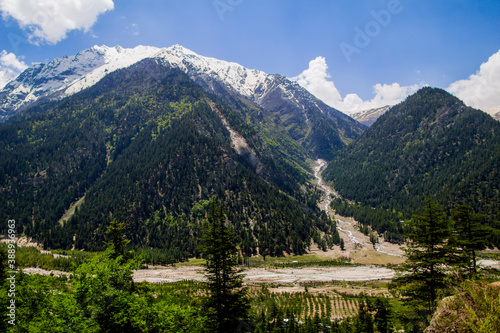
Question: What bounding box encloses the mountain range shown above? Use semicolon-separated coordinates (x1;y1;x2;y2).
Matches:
1;45;498;255
0;44;364;160
348;105;392;127
349;104;500;126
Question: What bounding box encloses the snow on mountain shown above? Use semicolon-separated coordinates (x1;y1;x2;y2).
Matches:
349;105;392;126
0;50;103;119
0;44;274;121
350;103;500;126
485;105;500;121
63;45;161;97
153;45;269;100
0;44;365;159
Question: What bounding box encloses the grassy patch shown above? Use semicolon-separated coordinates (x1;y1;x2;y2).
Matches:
175;258;206;267
3;245;99;272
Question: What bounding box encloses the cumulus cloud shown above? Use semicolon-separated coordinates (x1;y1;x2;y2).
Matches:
293;56;421;113
447;49;500;115
293;56;343;107
0;0;114;44
0;50;28;89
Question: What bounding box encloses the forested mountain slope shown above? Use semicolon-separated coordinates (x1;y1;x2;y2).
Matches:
324;87;499;225
0;59;341;259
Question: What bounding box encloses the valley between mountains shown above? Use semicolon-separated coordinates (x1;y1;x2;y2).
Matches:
1;44;499;332
8;159;406;283
1;45;498;275
133;159;406;284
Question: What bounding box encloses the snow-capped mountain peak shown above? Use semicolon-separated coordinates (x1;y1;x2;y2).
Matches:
62;45;161;96
0;44;365;160
0;44;273;120
153;46;268;99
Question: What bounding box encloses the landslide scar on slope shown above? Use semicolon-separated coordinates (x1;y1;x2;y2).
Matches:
206;99;263;174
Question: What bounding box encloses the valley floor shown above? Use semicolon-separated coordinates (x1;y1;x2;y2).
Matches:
133;265;396;284
134;160;405;284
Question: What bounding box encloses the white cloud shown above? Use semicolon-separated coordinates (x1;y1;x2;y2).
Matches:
292;56;421;114
447;49;500;115
293;56;342;106
0;0;114;44
0;50;28;89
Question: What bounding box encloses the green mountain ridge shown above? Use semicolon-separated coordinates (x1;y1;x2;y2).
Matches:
324;87;500;239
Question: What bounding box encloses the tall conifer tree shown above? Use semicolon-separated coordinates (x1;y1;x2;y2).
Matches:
451;205;489;277
198;198;250;332
392;200;452;315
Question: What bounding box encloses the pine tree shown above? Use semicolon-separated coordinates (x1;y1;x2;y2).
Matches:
104;218;131;260
391;200;452;315
373;297;391;333
369;232;379;248
355;300;374;333
198;198;250;332
451;205;488;277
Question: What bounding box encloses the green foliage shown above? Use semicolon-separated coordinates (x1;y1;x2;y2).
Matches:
388;201;500;332
369;232;379;248
450;205;491;277
0;244;97;272
426;281;500;333
330;199;405;244
251;292;396;333
198;199;250;332
73;254;140;331
371;297;392;333
104;218;132;260
2;246;207;332
3;257;207;332
355;300;374;333
391;200;453;317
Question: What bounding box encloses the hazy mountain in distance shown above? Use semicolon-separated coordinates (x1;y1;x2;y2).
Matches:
348;105;392;127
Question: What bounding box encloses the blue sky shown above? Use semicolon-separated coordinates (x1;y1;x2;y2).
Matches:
1;0;500;113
